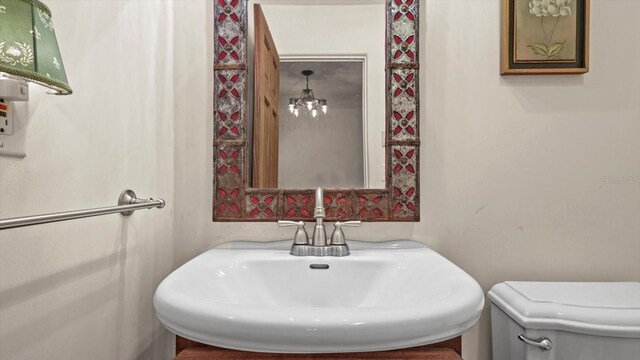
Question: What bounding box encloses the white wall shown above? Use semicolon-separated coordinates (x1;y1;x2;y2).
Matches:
418;1;640;358
175;1;640;360
0;1;175;359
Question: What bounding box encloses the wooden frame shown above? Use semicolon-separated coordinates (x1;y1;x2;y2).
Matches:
501;0;590;75
213;0;420;222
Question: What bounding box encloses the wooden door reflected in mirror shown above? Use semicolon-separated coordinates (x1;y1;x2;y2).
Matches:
252;4;279;188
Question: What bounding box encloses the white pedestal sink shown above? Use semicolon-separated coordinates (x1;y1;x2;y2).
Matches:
154;240;484;353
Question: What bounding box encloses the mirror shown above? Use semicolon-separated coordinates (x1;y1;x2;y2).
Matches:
213;0;420;222
246;1;386;189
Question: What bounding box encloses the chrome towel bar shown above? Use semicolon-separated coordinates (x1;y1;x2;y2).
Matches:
0;190;165;230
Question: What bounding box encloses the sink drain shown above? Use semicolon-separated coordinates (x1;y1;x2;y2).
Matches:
309;264;329;270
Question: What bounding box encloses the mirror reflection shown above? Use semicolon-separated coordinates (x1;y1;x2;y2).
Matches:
247;0;386;189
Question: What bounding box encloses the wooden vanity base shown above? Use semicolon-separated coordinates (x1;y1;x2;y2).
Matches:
175;347;462;359
175;336;462;360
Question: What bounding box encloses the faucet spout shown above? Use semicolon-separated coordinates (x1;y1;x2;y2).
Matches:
311;187;327;246
314;187;324;218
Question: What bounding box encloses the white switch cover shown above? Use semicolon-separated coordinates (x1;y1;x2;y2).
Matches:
0;99;27;157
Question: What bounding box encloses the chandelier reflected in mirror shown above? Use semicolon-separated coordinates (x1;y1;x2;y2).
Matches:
288;70;327;118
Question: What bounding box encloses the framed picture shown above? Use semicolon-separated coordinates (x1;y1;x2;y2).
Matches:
501;0;590;75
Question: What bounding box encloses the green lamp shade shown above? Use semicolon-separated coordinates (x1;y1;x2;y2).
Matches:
0;0;71;95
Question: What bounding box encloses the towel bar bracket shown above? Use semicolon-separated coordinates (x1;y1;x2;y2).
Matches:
118;189;165;216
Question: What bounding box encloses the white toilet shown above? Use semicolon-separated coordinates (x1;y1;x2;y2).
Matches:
489;282;640;360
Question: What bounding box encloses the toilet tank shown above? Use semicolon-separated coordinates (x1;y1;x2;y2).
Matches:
488;282;640;360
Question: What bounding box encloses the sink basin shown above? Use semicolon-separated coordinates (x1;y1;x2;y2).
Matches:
154;240;484;353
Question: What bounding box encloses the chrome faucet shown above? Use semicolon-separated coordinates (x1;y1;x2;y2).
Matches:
278;187;361;257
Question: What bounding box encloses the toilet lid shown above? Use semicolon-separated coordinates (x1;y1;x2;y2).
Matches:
488;282;640;338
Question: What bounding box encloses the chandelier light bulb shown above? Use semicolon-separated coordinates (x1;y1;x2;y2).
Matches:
312;108;317;118
306;102;313;110
321;104;327;114
289;104;294;113
293;108;299;117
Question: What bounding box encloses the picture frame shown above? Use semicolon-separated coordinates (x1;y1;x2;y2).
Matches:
501;0;590;75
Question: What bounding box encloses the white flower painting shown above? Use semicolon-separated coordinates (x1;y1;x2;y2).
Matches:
515;0;578;62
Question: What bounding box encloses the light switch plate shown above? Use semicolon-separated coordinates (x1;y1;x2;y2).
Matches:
0;99;27;157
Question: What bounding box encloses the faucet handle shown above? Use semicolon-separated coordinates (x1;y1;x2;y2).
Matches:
278;220;309;245
335;221;362;227
331;221;361;245
278;220;304;227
